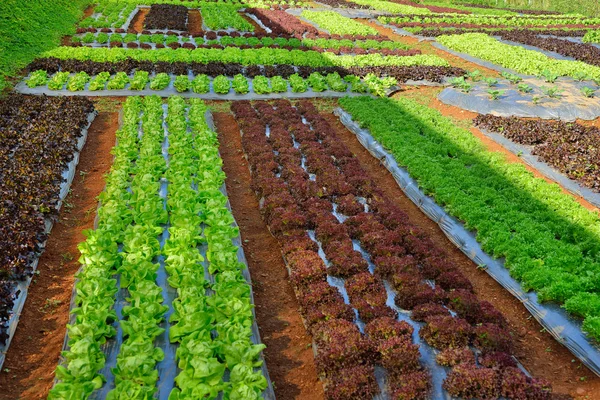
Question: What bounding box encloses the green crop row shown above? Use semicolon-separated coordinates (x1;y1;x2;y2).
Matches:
41;46;449;68
380;13;600;26
352;0;432;14
48;96;143;398
437;33;600;80
201;3;254;32
301;10;379;36
27;70;397;96
48;96;268;398
339;95;600;341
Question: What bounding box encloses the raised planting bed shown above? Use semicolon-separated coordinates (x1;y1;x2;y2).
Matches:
230;98;554;399
144;4;188;31
338;95;600;374
0;94;95;368
49;96;273;399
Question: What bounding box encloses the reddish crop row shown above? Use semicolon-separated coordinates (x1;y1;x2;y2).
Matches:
26;58;464;82
474;114;600;192
0;95;94;344
248;9;384;41
498;30;600;67
144;4;188;31
231;99;552;399
69;40;419;56
412;27;587;37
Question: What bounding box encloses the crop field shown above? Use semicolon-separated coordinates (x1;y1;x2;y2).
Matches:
3;0;600;399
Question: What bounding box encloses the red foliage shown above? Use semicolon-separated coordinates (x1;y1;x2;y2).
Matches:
443;365;499;399
388;370;431;400
365;317;413;342
410;302;449;322
324;365;379;400
436;347;476;367
378;336;421;373
419;316;472;350
287;250;327;287
313;319;373;374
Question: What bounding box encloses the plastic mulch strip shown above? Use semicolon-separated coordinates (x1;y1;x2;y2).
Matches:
334;107;600;378
0;112;97;371
56;107;275;399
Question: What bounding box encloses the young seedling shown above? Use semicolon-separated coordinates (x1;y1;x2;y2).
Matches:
540;69;559;83
541;86;562;98
501;71;522;84
573;71;590;82
466;70;483;82
518;83;533;93
581;86;595;98
484;77;499;87
487;89;505;100
532;95;542;105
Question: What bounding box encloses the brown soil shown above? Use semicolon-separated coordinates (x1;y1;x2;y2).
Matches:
241;12;266;35
82;4;95;20
213;112;324;400
393;85;600;215
322;110;600;400
130;8;149;33
360;19;499;77
188;9;203;36
0;111;119;400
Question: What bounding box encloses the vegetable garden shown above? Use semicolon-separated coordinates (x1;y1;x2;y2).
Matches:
2;0;600;399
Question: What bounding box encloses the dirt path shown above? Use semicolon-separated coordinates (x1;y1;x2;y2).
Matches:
0;111;119;400
213;112;324;400
322;106;600;399
188;9;203;36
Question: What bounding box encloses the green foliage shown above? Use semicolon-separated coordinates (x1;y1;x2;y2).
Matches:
129;70;149;91
517;83;533;92
174;75;190;93
26;70;48;88
487;88;505;100
270;76;288;93
582;86;596;97
150;73;170;91
191;74;210;94
301;10;378;36
232;74;249;94
438;33;600;81
0;0;90;91
501;71;523;84
340;96;600;341
201;3;254;32
213;75;231;94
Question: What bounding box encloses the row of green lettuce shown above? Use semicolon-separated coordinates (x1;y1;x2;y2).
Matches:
49;96;267;399
381;13;600;26
79;0;303;28
0;0;90;91
429;0;600;16
26;70;397;97
339;96;600;341
40;46;449;68
437;33;600;81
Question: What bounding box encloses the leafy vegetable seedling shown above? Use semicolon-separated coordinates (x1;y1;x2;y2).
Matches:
540;69;559;83
541;86;562;99
517;83;533;93
501;71;522;84
487;89;505;100
466;70;482;82
484;77;499;87
581;87;595;98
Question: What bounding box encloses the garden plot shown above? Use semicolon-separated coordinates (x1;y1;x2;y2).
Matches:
231;99;553;399
49;96;272;400
0;96;95;370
